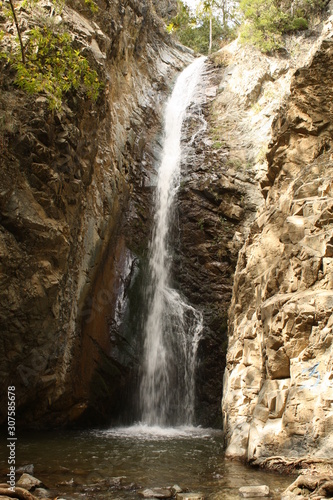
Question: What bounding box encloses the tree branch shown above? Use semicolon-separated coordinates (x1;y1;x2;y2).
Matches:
8;0;25;65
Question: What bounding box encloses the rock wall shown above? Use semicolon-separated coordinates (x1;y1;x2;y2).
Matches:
174;64;263;426
2;0;333;441
222;25;333;462
152;0;177;20
175;31;317;427
0;0;191;426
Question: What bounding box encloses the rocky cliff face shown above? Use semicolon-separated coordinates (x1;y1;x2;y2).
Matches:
0;0;190;426
152;0;177;20
173;31;319;427
222;20;333;463
1;0;332;453
173;65;263;426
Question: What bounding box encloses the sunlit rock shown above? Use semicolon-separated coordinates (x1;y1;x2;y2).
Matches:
16;473;42;490
222;18;333;463
239;485;270;497
138;488;173;498
176;494;205;500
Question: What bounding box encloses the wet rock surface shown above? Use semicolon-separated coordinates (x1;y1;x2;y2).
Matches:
0;0;191;426
0;473;46;500
176;494;204;500
174;48;275;425
239;485;270;497
16;474;42;490
222;19;333;463
138;487;173;498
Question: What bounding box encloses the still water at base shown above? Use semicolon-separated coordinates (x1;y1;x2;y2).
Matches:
9;426;293;499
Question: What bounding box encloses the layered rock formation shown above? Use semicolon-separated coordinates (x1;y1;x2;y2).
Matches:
152;0;177;20
222;22;333;462
0;0;191;426
174;30;320;427
174;67;263;426
1;0;333;453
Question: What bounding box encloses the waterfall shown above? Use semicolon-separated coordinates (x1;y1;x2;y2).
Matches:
140;57;206;427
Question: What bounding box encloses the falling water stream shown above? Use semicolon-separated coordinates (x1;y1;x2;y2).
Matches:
140;56;206;427
0;59;295;500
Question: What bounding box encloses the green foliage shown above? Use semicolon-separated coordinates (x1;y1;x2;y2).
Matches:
180;15;225;53
4;6;14;19
14;27;102;109
256;145;268;163
51;0;66;14
167;0;231;54
240;0;290;52
293;0;326;17
290;16;308;29
239;0;325;53
0;29;4;51
21;0;38;11
0;0;101;108
84;0;98;13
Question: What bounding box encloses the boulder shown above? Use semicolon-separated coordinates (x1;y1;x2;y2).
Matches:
282;474;333;498
16;466;34;475
172;485;183;494
138;488;173;498
239;485;270;497
176;494;205;500
0;486;39;500
16;474;42;491
34;488;51;498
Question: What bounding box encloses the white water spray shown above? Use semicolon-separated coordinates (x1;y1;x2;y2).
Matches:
140;57;206;427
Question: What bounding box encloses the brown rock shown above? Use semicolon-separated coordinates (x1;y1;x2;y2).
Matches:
266;347;290;379
0;0;193;427
223;31;333;462
16;474;41;491
138;488;172;498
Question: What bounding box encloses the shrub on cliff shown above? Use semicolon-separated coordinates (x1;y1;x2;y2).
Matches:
0;0;102;109
239;0;327;52
14;27;101;109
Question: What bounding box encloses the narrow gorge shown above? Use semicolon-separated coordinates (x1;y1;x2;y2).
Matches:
1;0;333;498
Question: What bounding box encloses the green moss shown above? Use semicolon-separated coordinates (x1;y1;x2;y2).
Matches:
198;218;205;231
256;145;268;163
226;158;243;170
212;140;225;149
251;102;262;114
209;51;231;68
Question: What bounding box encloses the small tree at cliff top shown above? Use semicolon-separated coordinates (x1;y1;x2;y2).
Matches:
239;0;291;52
0;0;102;109
167;0;236;54
15;27;101;110
239;0;327;52
197;0;237;52
6;0;25;63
